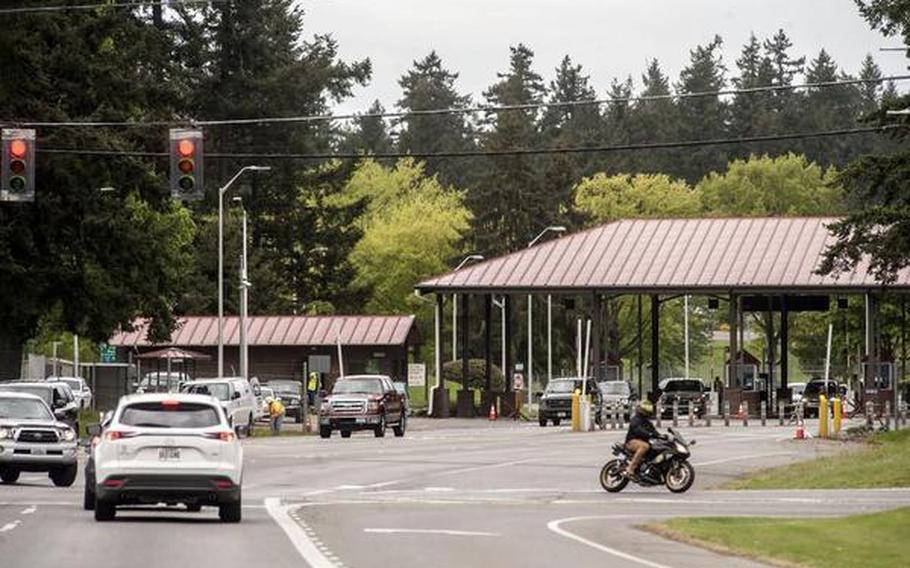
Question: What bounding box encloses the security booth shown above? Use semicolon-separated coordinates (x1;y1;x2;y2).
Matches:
860;357;895;413
595;354;624;382
725;350;760;415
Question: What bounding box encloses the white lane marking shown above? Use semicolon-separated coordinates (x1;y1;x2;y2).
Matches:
548;516;674;568
264;498;338;568
21;506;36;515
433;458;534;477
0;520;21;533
364;528;500;537
424;487;455;492
693;451;796;467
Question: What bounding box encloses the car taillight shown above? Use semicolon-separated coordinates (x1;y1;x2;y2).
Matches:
214;479;234;489
205;431;235;442
104;431;137;441
102;479;125;488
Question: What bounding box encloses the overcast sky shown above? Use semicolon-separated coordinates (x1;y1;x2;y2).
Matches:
295;0;906;114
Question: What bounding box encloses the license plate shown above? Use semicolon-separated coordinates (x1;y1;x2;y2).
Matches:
355;418;366;424
158;447;180;461
557;412;567;418
32;447;46;456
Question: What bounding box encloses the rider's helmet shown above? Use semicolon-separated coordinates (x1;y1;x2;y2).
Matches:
638;400;654;417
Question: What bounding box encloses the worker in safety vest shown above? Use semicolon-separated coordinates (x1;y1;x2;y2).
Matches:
307;371;319;406
268;397;286;435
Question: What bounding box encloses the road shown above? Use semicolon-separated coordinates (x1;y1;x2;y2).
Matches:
1;418;908;568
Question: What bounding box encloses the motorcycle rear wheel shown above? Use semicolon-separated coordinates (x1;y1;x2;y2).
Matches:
665;460;695;493
600;459;629;493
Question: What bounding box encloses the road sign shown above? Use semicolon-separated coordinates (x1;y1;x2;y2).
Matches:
512;372;524;391
99;343;116;363
407;363;426;387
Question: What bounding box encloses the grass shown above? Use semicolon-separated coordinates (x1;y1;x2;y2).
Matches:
249;426;311;438
726;429;910;489
649;508;910;568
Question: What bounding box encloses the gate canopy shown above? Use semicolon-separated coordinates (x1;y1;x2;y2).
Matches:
417;217;910;295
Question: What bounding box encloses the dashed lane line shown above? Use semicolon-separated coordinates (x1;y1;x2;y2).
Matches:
364;528;501;537
20;506;36;515
0;520;21;533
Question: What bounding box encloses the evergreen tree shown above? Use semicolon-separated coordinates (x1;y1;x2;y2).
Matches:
471;44;548;254
396;51;476;187
675;35;729;180
857;54;884;113
339;100;395;158
628;59;680;176
599;76;636;174
730;33;776;141
800;49;862;165
762;29;806;152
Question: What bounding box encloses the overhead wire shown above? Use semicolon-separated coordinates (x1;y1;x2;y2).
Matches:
6;75;909;129
0;1;226;15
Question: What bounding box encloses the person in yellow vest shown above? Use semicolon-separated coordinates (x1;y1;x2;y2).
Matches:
307;371;319;407
268;397;285;435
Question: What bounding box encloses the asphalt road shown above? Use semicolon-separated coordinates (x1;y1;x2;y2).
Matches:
1;418;908;568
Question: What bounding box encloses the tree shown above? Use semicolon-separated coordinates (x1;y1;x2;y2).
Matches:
730;34;777;141
573;173;701;223
396;51;476;187
697;154;845;215
800;50;864;166
339;100;394;157
341;160;472;315
471;44;549;255
628;59;680;176
599;76;636;174
762;30;807;153
675;35;729;181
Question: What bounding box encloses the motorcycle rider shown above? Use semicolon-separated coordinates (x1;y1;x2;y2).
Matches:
624;400;662;479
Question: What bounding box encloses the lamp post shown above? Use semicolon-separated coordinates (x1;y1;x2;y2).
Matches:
218;166;270;378
527;226;566;411
451;254;484;364
232;196;250;382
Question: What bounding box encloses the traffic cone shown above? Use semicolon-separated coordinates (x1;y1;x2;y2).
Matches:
794;419;805;440
736;402;745;419
488;403;498;421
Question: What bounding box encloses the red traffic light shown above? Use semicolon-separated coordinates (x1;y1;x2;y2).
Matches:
177;139;195;157
9;139;27;159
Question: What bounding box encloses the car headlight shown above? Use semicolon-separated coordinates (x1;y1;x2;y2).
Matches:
319;401;330;414
60;428;76;442
367;401;380;413
0;427;11;440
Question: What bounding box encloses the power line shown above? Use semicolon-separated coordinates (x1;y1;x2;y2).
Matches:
39;125;899;161
0;1;225;15
7;75;909;129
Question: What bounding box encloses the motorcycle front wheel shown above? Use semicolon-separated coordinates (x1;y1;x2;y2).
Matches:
665;460;695;493
600;459;629;493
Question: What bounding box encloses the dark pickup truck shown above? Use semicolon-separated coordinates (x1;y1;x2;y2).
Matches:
538;377;602;427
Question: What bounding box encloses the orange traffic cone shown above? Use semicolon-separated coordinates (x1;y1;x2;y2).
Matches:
488;403;498;421
736;402;745;419
794;419;805;440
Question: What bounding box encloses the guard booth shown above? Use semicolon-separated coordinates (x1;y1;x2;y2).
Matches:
860;358;895;414
595;354;624;382
725;350;760;416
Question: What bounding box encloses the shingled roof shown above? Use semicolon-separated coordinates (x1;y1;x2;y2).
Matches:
417;217;910;294
110;315;416;348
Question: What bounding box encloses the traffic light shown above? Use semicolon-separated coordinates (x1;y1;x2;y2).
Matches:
2;128;36;202
169;128;204;200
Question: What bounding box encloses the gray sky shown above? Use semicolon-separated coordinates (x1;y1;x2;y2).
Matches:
297;0;906;113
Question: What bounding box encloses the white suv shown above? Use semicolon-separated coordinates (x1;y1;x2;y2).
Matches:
181;378;259;434
48;377;92;410
90;393;243;522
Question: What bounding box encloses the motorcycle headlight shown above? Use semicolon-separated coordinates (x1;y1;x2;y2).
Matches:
60;428;76;442
675;442;688;453
0;427;11;440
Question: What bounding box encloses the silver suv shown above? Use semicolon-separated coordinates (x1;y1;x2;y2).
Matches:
0;392;78;486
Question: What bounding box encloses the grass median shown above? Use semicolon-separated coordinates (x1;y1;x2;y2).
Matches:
726;428;910;489
648;508;909;568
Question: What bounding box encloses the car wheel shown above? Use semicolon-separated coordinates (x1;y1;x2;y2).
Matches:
186;503;203;512
552;418;561;426
374;416;386;438
393;412;406;437
94;498;116;521
539;417;547;427
319;426;332;439
295;412;302;424
340;430;352;438
0;468;20;484
219;489;242;523
50;463;78;487
83;481;95;511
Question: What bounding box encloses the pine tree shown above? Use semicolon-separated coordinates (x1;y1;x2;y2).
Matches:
396;51;476;187
801;49;861;166
600;76;635;173
762;29;806;153
339;100;395;158
857;54;884;113
628;59;680;176
730;33;776;142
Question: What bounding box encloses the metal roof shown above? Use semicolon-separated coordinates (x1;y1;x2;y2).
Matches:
110;315;416;348
417;217;910;293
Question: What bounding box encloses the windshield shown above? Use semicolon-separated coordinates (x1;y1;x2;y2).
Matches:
546;380;583;394
260;388;274;398
332;379;383;395
59;379;83;391
0;398;53;420
0;385;52;404
602;382;631;395
664;380;704;392
185;383;230;401
804;381;838;396
119;402;221;428
270;383;301;395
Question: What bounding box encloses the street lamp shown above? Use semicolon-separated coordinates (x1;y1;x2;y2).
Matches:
218;165;270;378
232;196;250;382
526;226;567;411
452;254;484;363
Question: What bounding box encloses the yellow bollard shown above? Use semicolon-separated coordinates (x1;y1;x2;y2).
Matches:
833;397;842;436
819;394;829;439
571;389;581;432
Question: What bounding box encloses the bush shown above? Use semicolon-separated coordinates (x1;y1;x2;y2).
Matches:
441;359;504;391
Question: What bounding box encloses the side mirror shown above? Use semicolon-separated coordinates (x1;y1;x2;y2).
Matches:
232;391;241;400
86;423;102;437
535;391;543;398
54;408;67;419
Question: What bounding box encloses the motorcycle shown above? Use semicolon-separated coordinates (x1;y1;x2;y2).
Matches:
599;427;696;493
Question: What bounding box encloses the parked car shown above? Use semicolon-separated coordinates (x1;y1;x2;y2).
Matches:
0;391;78;486
658;378;707;418
181;377;259;435
790;382;807;404
599;380;635;418
392;381;411;416
266;380;303;424
538;377;603;427
0;382;79;431
135;371;190;394
319;375;406;439
802;378;840;418
47;376;92;410
89;393;243;522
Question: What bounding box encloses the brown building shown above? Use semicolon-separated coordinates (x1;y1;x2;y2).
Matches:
109;315;420;385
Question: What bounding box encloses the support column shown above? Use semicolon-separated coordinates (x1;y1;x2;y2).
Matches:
650;295;660;401
779;295;790;406
457;293;474;417
431;294;449;418
729;293;738;388
482;294;495;414
502;295;516;417
637;295;643;397
592;293;602;380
